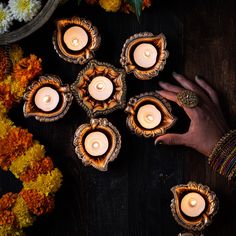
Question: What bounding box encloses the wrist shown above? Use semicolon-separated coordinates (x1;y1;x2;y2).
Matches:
208;130;236;180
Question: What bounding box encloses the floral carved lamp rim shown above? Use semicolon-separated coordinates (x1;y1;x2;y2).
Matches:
23;74;73;122
120;32;169;80
73;118;122;171
52;16;101;64
71;60;127;117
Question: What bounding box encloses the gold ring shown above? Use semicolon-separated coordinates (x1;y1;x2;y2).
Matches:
177;90;199;108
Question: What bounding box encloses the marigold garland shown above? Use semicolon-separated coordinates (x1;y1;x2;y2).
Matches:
0;45;63;236
85;0;152;13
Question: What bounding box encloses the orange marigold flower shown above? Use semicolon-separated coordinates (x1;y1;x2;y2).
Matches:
13;54;42;87
0;193;18;211
20;189;54;216
121;0;152;13
0;128;33;170
0;48;11;81
0;82;14;110
0;210;16;226
143;0;152;8
20;157;54;183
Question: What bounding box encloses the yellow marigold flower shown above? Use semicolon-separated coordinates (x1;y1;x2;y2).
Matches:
10;141;45;178
0;116;14;139
0;101;7;115
12;196;34;228
9;44;24;66
23;168;63;196
99;0;122;12
0;225;24;236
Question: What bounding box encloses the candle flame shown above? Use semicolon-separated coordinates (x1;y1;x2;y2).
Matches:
96;82;104;90
43;95;51;103
72;38;79;47
146;114;154;122
144;50;151;57
189;198;197;207
92;141;100;149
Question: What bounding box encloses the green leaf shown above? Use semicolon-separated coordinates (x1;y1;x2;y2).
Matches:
127;0;143;20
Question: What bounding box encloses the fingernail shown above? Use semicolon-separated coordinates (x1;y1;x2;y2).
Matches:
154;140;163;146
195;75;201;80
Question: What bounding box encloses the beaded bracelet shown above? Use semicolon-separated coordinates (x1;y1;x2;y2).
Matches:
209;130;236;181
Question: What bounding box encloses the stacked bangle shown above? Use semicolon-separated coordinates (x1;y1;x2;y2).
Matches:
209;130;236;181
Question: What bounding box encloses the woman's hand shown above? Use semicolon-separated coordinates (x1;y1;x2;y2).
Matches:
155;72;229;157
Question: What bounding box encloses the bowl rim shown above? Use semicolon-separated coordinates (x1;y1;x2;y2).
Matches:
0;0;61;45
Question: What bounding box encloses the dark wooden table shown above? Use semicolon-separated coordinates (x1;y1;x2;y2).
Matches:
1;0;236;235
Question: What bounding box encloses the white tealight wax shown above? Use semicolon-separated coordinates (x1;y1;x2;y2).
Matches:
34;87;60;112
133;43;158;69
63;26;88;51
137;104;162;129
84;131;109;156
180;192;206;218
88;76;113;101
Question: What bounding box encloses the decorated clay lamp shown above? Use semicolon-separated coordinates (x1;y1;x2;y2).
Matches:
171;182;219;234
53;16;101;64
71;60;126;117
120;32;169;80
73;118;121;171
125;92;176;138
23;75;73;122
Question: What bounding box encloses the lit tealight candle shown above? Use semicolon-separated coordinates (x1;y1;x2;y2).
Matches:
34;87;60;112
88;76;114;101
133;43;158;68
137;104;162;129
181;192;206;218
84;131;109;156
63;26;88;51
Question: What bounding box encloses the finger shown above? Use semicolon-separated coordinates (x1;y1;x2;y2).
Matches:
156;90;200;120
154;133;187;146
195;76;220;107
172;72;210;102
156;90;178;103
159;81;182;93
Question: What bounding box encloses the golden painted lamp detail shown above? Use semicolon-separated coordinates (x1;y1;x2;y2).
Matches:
171;182;219;233
120;32;169;80
125;92;176;138
23;75;73;122
53;16;101;64
73;118;121;171
71;60;127;117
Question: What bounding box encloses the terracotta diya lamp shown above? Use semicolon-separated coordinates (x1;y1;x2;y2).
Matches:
73;118;121;171
178;232;203;236
171;182;219;234
53;16;101;64
125;92;176;138
120;32;169;80
71;60;126;117
23;75;73;122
